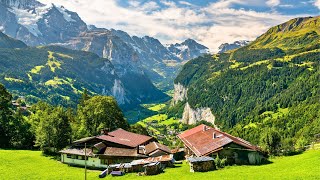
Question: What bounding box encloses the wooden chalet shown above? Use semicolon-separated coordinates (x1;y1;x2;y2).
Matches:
60;128;171;169
178;124;264;165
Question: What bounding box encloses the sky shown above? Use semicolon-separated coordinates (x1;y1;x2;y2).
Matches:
38;0;320;52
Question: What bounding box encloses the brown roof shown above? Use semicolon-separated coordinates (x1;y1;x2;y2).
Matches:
103;147;147;158
94;142;106;150
59;148;94;156
97;128;153;148
145;142;171;155
177;124;259;156
131;154;174;165
73;136;96;144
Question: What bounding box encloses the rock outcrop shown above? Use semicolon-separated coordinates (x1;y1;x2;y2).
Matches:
181;102;215;125
172;83;188;105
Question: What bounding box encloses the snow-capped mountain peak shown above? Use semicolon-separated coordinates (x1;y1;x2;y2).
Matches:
167;38;209;61
218;40;251;53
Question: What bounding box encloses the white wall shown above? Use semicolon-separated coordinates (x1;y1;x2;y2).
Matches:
61;154;108;169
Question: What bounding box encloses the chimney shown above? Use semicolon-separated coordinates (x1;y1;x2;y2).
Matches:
100;128;109;135
213;132;216;139
203;125;207;131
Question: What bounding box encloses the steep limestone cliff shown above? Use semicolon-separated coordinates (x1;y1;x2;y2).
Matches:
172;83;215;125
172;83;188;105
181;102;215;125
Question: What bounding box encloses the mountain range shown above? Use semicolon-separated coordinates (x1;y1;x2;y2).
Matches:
0;0;209;92
0;0;214;110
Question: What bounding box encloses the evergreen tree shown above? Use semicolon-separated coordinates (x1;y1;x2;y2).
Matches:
0;84;14;147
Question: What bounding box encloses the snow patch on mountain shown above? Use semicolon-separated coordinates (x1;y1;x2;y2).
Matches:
8;5;49;37
55;6;76;22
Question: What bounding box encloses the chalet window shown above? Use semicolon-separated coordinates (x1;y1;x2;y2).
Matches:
67;154;72;158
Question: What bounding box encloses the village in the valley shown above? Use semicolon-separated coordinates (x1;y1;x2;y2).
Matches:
60;122;265;178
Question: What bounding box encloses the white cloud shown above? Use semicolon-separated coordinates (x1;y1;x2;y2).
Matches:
128;0;140;8
179;1;193;6
37;0;311;52
138;2;160;12
314;0;320;9
266;0;280;7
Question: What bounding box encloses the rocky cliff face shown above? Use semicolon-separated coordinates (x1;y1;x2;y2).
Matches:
172;83;188;105
181;102;215;125
172;83;215;125
110;79;127;105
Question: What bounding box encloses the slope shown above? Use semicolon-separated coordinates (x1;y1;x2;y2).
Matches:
0;31;26;48
172;16;320;147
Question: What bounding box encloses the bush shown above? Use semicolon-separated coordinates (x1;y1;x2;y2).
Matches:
214;155;227;169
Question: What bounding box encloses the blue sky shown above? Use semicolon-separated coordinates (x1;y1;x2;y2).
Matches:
39;0;320;51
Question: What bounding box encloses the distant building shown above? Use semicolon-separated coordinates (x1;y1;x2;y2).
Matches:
178;124;264;165
60;128;171;169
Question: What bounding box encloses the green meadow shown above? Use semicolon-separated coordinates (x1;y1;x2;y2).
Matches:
0;149;319;180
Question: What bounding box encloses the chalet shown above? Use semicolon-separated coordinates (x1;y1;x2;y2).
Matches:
60;128;171;169
178;124;264;165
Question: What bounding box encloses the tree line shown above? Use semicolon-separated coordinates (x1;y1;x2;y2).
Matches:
0;84;146;154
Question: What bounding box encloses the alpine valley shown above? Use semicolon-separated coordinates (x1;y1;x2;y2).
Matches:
0;0;319;179
0;0;209;109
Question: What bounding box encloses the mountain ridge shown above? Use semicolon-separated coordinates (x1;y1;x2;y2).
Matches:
171;16;320;146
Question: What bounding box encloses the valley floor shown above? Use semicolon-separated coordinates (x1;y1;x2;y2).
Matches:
0;149;319;179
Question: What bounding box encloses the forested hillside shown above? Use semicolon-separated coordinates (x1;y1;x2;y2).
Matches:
0;34;167;109
173;16;320;153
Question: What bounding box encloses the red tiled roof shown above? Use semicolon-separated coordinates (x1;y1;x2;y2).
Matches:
97;128;153;148
177;124;259;156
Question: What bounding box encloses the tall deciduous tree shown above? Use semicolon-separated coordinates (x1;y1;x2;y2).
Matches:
32;104;72;153
76;96;128;137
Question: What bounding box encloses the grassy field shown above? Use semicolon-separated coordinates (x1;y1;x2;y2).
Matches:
0;150;99;180
0;149;319;180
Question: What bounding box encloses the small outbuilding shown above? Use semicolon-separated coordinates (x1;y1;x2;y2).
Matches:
187;156;215;172
143;162;162;175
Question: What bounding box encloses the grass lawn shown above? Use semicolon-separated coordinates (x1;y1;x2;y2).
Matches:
0;149;319;179
0;150;100;180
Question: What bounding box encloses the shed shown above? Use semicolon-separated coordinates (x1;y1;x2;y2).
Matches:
187;156;215;172
143;162;162;175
